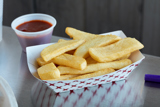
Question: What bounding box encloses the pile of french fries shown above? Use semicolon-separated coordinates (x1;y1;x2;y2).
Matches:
37;27;144;81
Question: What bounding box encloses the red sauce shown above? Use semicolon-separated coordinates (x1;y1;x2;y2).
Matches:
16;20;52;32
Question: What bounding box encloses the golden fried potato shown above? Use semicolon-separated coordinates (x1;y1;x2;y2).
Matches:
69;68;115;80
37;54;87;70
117;53;131;60
37;57;50;66
58;39;68;43
58;59;132;75
37;63;60;80
52;54;87;70
41;39;85;62
89;38;144;62
74;35;121;58
86;56;98;64
48;74;80;81
66;50;75;55
58;39;76;54
65;27;98;41
36;27;144;81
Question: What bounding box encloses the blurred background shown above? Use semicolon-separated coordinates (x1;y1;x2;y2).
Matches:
3;0;160;56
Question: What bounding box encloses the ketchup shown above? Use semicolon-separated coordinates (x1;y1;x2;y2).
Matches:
16;20;52;32
15;20;53;52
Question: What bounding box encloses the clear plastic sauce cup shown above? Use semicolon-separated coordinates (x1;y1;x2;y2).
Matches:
11;13;57;52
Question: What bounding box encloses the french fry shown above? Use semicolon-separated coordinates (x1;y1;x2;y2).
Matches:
86;56;97;64
36;27;144;81
117;53;131;60
37;54;87;70
48;74;80;81
58;59;132;75
41;39;85;62
37;63;60;80
58;39;68;43
85;59;132;71
89;38;144;62
51;54;87;70
74;35;121;58
65;27;98;41
66;50;75;55
37;57;50;66
69;68;115;80
58;66;83;75
58;39;75;54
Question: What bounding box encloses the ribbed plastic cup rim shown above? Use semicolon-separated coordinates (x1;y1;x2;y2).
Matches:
11;13;57;36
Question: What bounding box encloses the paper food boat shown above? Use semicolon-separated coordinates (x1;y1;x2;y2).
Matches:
26;30;145;93
31;79;144;107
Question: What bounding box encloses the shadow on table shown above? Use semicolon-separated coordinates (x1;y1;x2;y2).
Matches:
144;81;160;88
16;51;38;107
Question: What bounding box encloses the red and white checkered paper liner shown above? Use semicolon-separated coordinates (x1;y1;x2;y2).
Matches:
42;58;143;93
26;30;145;93
31;77;144;107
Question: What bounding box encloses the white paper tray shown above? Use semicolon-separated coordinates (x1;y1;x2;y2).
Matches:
26;30;145;93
